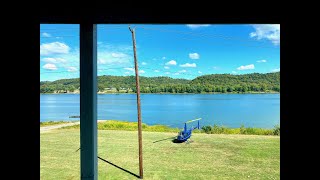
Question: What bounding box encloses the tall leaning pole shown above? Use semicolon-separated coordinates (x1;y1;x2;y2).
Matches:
129;26;143;179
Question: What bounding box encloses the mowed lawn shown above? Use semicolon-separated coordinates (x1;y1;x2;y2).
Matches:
40;129;280;180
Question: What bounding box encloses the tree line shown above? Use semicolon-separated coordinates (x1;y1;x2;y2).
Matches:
40;72;280;94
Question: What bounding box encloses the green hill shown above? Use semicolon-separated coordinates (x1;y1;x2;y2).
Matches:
190;72;280;93
40;72;280;93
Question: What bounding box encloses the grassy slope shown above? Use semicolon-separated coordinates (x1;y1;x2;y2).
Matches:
40;129;280;180
40;121;75;127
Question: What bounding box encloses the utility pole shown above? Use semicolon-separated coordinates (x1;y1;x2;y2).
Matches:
129;26;143;179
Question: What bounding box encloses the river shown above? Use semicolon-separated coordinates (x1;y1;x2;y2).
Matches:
40;94;280;128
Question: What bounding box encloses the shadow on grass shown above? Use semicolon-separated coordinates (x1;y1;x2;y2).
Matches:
152;136;177;143
172;139;194;144
152;136;191;144
97;156;141;179
172;139;184;143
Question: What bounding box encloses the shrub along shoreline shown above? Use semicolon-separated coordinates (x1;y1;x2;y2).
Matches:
40;121;74;127
40;120;280;136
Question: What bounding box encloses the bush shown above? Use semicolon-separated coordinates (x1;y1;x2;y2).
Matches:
60;120;279;136
202;124;240;134
273;124;280;136
201;125;212;133
240;124;246;134
211;124;228;134
239;124;273;135
40;121;71;127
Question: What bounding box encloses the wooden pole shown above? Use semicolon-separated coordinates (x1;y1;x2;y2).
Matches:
129;26;143;179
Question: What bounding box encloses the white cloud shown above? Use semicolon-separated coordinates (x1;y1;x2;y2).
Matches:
180;63;196;68
213;66;219;70
99;44;133;52
111;52;127;58
40;42;70;55
98;59;107;64
237;64;255;70
41;43;134;81
189;53;200;59
141;62;147;65
162;57;166;60
42;32;51;37
164;66;170;69
42;57;66;64
178;69;187;73
67;67;77;72
97;51;132;66
173;72;180;75
139;70;145;74
124;72;130;74
43;63;57;70
231;71;237;74
257;59;267;63
165;60;177;66
154;70;160;72
198;71;202;74
250;24;280;45
186;24;210;29
165;72;170;74
271;68;280;72
42;50;80;71
124;67;135;72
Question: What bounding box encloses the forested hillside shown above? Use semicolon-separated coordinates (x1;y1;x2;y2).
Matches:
40;72;280;93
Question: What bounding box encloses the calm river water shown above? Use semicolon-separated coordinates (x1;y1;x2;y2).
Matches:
40;94;280;128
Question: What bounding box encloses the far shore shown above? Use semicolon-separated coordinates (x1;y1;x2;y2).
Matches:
40;91;280;95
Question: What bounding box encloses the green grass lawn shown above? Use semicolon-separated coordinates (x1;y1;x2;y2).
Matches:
40;129;280;180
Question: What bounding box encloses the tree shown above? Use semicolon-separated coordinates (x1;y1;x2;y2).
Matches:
98;84;104;92
40;72;280;94
221;87;226;93
116;86;120;92
227;86;233;92
68;85;75;92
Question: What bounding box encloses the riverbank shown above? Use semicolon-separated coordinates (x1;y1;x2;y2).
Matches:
40;121;76;127
40;121;80;132
41;120;280;136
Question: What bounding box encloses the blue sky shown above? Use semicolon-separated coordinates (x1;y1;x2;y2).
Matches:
40;24;280;81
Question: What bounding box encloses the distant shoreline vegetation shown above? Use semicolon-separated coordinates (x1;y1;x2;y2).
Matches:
40;91;279;95
40;121;74;127
41;120;280;136
40;72;280;94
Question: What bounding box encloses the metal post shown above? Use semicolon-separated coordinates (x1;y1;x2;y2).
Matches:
129;26;143;179
80;23;97;180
